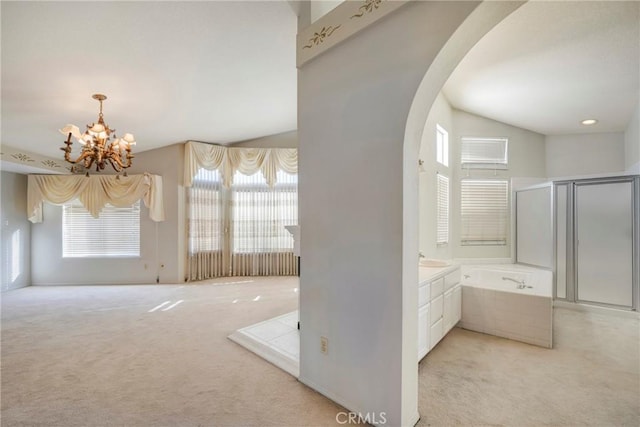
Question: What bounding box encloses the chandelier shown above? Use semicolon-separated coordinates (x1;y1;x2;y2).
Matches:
60;94;136;173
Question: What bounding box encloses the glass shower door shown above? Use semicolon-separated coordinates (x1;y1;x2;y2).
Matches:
575;180;634;308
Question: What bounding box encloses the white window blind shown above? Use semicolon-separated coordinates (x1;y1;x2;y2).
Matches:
436;174;449;245
436;124;449;167
460;179;509;246
63;200;140;257
461;137;508;169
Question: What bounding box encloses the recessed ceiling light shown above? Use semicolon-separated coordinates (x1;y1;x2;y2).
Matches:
581;119;598;125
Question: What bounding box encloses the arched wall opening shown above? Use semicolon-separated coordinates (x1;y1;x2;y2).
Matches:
400;2;524;422
297;1;523;426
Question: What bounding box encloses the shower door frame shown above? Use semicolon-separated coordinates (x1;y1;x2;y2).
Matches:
553;175;639;311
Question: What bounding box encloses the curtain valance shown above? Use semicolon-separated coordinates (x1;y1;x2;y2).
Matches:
184;141;297;188
27;173;165;223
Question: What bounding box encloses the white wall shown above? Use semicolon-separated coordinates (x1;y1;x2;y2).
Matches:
310;1;343;23
298;2;483;425
229;130;297;148
31;143;185;285
451;109;547;260
624;102;640;173
419;93;453;260
546;132;626;178
1;171;31;291
129;143;186;284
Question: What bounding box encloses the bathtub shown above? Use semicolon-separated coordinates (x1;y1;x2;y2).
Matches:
459;264;553;348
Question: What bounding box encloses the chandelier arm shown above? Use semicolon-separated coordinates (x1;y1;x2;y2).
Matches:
108;153;126;171
107;158;123;173
85;155;95;171
62;144;94;166
124;150;134;169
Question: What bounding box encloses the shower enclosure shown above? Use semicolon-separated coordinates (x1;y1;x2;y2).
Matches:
516;175;640;311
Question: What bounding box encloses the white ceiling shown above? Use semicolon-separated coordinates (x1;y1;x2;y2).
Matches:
443;0;639;136
1;1;298;159
2;0;638;171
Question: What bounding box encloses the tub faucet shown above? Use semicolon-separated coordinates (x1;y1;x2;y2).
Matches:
419;252;425;259
502;276;525;285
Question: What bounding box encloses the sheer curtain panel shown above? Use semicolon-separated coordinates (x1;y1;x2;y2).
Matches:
188;168;228;280
185;142;298;280
231;170;297;276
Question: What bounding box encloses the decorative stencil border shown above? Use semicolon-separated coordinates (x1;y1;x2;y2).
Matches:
351;0;383;19
1;145;70;173
302;25;342;49
297;0;408;67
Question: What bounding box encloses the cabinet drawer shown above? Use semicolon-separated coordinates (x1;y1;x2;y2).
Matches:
445;269;461;290
430;278;444;300
418;283;430;307
430;318;444;349
430;294;443;325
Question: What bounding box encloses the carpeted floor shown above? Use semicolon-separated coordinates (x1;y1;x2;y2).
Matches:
2;277;639;426
419;307;640;426
1;277;349;427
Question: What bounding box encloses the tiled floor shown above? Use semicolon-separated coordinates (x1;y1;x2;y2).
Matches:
228;311;300;377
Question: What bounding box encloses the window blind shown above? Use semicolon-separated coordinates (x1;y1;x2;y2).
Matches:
460;179;509;246
62;200;140;257
461;137;508;169
436;174;449;245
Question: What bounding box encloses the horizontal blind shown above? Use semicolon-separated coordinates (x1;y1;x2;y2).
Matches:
62;200;140;257
460;179;508;246
461;137;508;168
436;174;449;245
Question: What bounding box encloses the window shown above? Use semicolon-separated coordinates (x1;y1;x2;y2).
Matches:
231;170;297;253
460;179;509;246
63;200;140;257
461;137;508;169
187;168;298;278
436;174;449;245
436;124;449;167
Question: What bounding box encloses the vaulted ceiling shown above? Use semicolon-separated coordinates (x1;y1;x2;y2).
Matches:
1;1;298;160
2;1;637;173
443;0;639;136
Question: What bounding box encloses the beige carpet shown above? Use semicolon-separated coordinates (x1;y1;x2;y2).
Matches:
419;307;640;426
1;277;350;427
2;278;639;426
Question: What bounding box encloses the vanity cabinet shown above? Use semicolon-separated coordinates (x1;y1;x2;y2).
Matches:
418;265;461;361
418;304;429;358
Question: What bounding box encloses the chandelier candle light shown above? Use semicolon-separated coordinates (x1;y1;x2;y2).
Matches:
60;94;135;173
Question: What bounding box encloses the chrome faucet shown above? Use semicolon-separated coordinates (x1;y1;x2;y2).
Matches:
419;252;426;259
502;276;525;285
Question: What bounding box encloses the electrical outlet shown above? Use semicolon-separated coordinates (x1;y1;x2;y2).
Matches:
320;336;328;354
